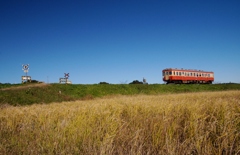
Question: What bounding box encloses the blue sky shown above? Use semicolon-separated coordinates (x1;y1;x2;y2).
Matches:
0;0;240;84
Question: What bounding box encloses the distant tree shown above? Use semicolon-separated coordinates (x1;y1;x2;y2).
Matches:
31;80;39;83
129;80;143;84
99;82;109;84
23;79;42;84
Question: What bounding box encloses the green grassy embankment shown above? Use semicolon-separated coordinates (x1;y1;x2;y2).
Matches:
0;83;240;106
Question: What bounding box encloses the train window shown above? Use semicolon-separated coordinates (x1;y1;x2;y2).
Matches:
166;72;168;75
190;73;192;76
179;72;181;76
208;74;210;77
176;72;178;75
182;72;184;75
169;71;172;75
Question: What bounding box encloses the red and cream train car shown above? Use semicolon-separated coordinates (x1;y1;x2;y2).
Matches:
162;68;214;84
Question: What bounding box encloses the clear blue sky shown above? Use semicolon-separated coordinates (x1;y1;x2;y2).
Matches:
1;0;240;84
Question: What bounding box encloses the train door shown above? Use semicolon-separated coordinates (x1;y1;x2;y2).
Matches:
163;71;169;80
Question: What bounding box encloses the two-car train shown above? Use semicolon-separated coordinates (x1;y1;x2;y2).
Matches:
162;68;214;84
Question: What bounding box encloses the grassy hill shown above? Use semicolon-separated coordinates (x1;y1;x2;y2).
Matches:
1;83;240;106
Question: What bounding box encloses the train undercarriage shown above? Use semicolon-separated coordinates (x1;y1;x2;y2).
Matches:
166;80;212;84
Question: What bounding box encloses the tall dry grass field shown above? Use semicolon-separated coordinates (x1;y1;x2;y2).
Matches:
0;91;240;155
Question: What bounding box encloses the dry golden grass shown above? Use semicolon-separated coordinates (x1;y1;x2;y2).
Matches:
0;91;240;154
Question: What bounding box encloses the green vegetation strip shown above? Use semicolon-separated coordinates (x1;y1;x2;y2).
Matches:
1;83;240;106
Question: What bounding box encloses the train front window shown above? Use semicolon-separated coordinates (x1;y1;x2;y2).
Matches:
169;71;172;75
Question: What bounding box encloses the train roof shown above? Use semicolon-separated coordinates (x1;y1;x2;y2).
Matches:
162;68;213;73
